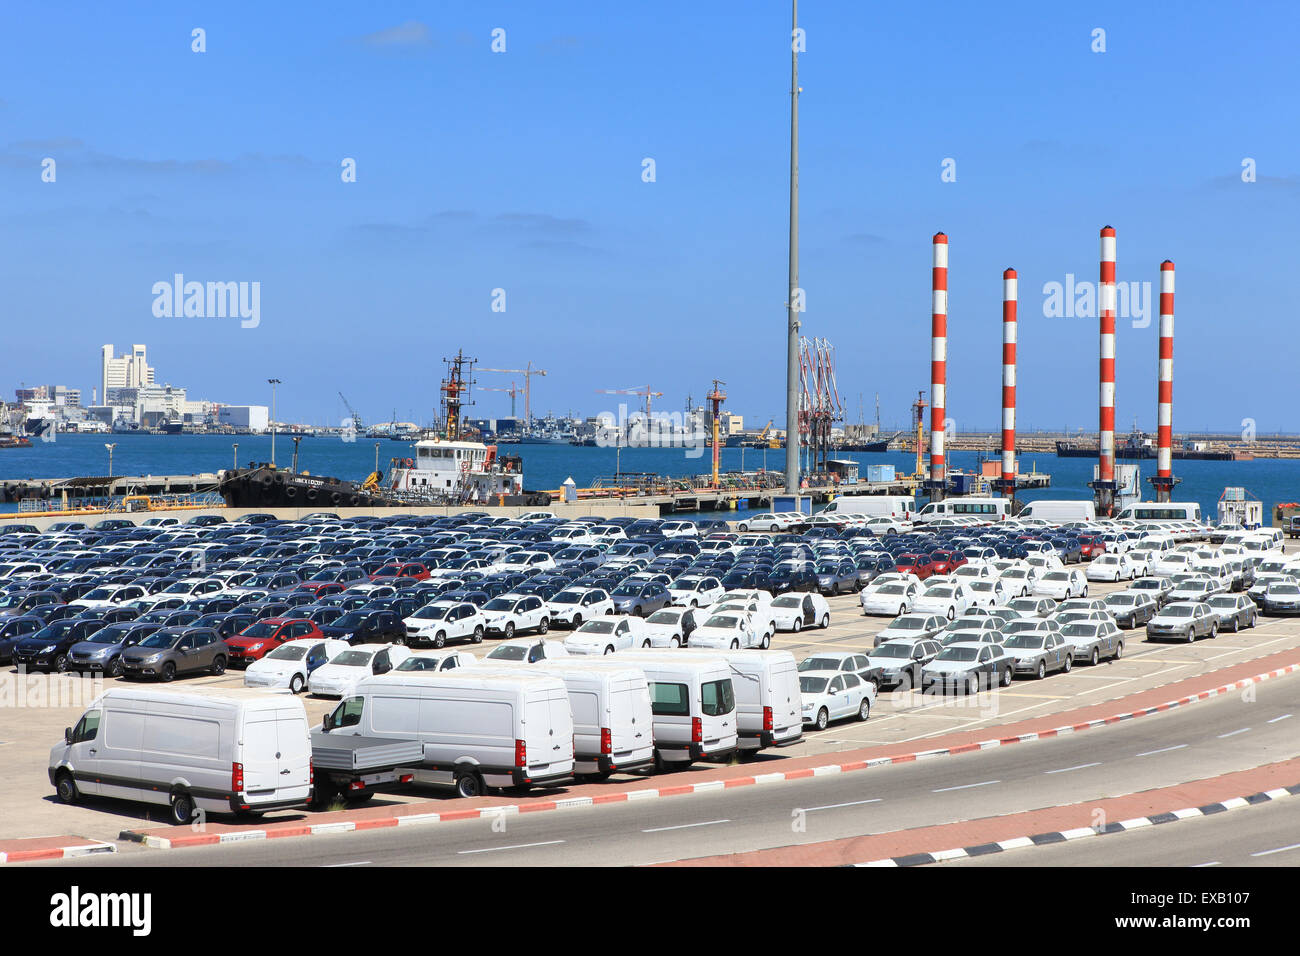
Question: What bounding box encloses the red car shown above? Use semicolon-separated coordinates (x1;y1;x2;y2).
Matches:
894;553;934;580
929;550;967;575
296;581;346;598
225;617;324;667
369;562;431;582
1077;536;1107;558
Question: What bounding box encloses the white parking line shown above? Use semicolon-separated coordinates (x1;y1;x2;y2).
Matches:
1216;727;1251;739
1135;744;1188;757
1249;842;1300;858
798;798;883;813
1267;713;1294;723
1043;762;1101;775
642;819;730;833
1192;861;1221;867
933;780;999;793
457;840;565;855
322;861;371;867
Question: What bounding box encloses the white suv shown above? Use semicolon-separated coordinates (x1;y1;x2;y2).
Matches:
481;594;550;638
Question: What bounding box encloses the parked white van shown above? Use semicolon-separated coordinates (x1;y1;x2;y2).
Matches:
325;670;575;797
533;659;655;777
50;687;313;825
613;651;738;769
914;497;1010;524
685;648;802;752
821;495;916;519
1017;500;1097;523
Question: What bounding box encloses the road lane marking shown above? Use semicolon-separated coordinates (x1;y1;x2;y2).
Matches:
933;780;999;793
1135;744;1188;757
799;798;883;813
643;819;730;833
1268;713;1294;723
1250;843;1300;858
1192;861;1221;867
457;840;564;855
322;861;371;867
1216;727;1251;738
1043;762;1101;775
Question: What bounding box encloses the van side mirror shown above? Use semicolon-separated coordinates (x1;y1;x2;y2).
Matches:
65;727;74;744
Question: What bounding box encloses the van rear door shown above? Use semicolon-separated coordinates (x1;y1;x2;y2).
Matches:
523;690;573;778
241;710;312;799
611;679;651;757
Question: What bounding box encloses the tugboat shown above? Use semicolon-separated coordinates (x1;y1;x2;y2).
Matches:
218;351;551;509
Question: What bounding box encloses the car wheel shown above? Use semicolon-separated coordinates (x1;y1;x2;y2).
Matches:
1090;647;1099;666
1249;613;1257;628
899;605;907;617
1036;660;1047;680
471;625;484;644
642;639;652;648
604;645;614;655
791;618;802;633
160;662;176;682
538;617;549;635
107;658;123;678
454;770;484;799
1063;655;1073;673
1114;573;1120;583
289;673;306;694
815;707;829;730
433;631;447;649
210;655;226;676
670;637;680;648
572;614;582;628
1209;622;1218;639
1114;641;1123;660
1082;586;1088;597
730;639;740;649
738;524;749;532
1185;628;1195;643
1000;666;1012;688
54;653;69;673
504;623;515;639
857;697;871;721
55;771;78;805
946;606;955;620
761;633;771;650
169;790;196;826
819;614;830;629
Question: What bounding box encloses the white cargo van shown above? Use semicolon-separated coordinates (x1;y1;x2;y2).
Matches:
532;659;655;777
1017;499;1097;523
685;648;802;752
914;496;1010;524
821;495;916;519
50;687;312;825
324;670;575;797
612;651;738;769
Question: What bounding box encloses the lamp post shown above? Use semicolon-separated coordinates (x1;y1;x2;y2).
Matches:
268;378;281;466
232;443;239;471
104;443;116;478
374;441;380;474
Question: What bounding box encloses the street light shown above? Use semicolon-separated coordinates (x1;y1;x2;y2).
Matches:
374;441;380;474
104;443;116;478
267;378;281;466
232;442;239;471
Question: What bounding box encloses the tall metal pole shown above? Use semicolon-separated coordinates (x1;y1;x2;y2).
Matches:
268;378;281;467
784;0;801;495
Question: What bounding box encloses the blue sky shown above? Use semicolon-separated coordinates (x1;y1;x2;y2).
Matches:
1;1;1296;433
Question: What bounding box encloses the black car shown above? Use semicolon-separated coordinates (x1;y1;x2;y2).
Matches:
0;614;45;664
12;618;106;672
320;609;408;645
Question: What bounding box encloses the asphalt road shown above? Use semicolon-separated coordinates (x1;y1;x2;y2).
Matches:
35;670;1300;867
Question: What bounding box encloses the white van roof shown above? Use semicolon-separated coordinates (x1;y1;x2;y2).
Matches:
361;670;564;694
94;686;297;710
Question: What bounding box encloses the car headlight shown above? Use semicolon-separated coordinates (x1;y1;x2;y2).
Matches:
248;642;264;651
42;645;57;653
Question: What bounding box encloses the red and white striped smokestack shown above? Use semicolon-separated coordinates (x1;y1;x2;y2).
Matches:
1001;268;1018;485
930;232;948;486
1098;227;1117;490
1157;260;1175;484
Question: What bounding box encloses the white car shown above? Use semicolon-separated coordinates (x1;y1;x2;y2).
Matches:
799;671;876;729
1152;552;1194;578
244;637;352;693
965;578;1007;609
1007;596;1058;618
545;587;614;628
998;566;1039;598
308;643;412;697
660;520;702;537
483;637;573;664
563;617;647;655
769;591;831;632
874;612;948;647
489;551;558;575
480;593;551;638
861;581;921;616
705;599;777;641
402;601;487;648
640;607;699;647
912;581;972;620
735;513;797;533
952;564;994;582
68;584;150;609
862;516;912;535
393;649;478;672
1032;569;1088;601
1087;553;1135;582
667;575;725;608
688;612;767;650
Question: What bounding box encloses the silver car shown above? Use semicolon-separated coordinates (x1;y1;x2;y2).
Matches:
1059;620;1124;664
1205;593;1257;632
1145;601;1218;642
1004;632;1074;678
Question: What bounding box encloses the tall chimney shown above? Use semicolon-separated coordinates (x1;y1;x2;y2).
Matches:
1093;226;1118;515
997;268;1018;500
1149;260;1179;502
927;232;948;501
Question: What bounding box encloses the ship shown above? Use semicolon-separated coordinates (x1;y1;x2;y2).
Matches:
218;351;553;509
1055;423;1245;461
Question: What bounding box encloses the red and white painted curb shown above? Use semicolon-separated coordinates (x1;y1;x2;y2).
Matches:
0;840;116;864
114;660;1300;852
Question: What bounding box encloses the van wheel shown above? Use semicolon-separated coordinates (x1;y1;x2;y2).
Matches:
211;655;226;675
160;662;176;682
168;791;196;826
433;631;447;649
642;639;652;648
455;770;484;799
55;771;78;805
289;674;306;694
815;708;829;730
472;626;484;644
819;614;830;629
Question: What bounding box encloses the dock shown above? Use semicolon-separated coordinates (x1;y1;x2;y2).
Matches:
1;473;221;505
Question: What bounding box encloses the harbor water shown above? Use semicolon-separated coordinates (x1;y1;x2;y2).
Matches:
2;434;1295;519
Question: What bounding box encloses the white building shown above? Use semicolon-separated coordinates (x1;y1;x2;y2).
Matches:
218;405;270;432
101;344;154;401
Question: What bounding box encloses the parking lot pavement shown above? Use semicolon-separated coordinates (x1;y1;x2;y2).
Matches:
7;577;1300;851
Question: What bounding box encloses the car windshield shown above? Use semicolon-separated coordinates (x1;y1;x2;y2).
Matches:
578;621;616;634
936;647;979;662
1061;624;1100;637
611;584;642;596
411;604;452;620
798;657;844;671
85;625;131;644
551;590;584;604
486;645;527;661
334;612;368;628
1105;594;1138;606
265;644;309;661
871;643;912;659
926;586;953;598
703;615;738;628
876;584;905;594
646;610;681;625
1270;585;1300;595
771;596;802;608
892;618;924;630
395;658;445;671
330;651;372;667
81;588;118;601
1207;597;1236;608
1005;635;1046;650
239;620;277;638
139;631;180;649
799;675;829;694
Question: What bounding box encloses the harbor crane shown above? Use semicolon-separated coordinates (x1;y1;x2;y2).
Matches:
337;392;363;432
479;382;520;419
706;379;727;488
479;362;547;432
596;385;663;419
